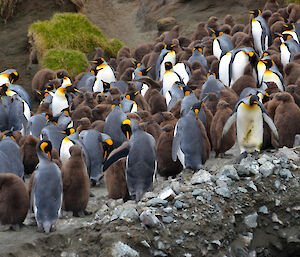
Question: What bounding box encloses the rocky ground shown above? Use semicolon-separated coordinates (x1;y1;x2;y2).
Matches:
1;144;299;257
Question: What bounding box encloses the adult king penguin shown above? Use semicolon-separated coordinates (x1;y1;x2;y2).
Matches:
222;95;279;162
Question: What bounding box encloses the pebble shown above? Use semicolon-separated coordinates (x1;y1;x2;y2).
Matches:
278;147;299;162
163;207;173;213
174;200;184;209
162;216;174;223
215;187;231;198
157;241;165;250
258;206;269;214
153;250;168;257
238;187;248;193
119;208;139;222
190;169;212;185
140;210;161;228
220;165;239;181
159;188;176;201
259;161;275;177
146;198;168;207
274;180;281;189
111;242;139;257
272;213;283;225
244;212;258;228
143;192;157;200
246;181;257;191
279;169;293;180
140;240;150;248
216;175;233;187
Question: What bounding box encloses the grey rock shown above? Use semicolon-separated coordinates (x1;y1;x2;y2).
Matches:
120;208;139;222
153;250;168;257
221;165;239;181
279;169;293;180
182;213;188;219
259;161;275;177
275;199;281;206
171;181;181;194
140;210;161;228
274;180;281;189
163;207;173;213
258;206;269;214
158;187;176;201
272;213;283;225
190;169;212;185
215;186;231;198
157;241;165;250
174;200;184;209
246;181;257;191
238;187;248;193
176;239;183;245
234;164;250;177
112;242;139;257
240;156;259;175
162;216;174;223
192;189;212;202
143;192;157;200
244;212;258;228
278;147;299;162
146;198;168;207
216;175;233;187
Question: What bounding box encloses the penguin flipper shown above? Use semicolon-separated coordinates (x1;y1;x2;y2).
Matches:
172;122;183;162
103;145;130;171
222;112;237;138
262;112;279;140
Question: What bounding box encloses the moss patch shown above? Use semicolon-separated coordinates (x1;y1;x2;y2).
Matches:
41;49;88;78
29;12;123;76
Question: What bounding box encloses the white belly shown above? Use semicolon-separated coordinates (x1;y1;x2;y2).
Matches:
231;51;249;86
257;61;266;86
219;52;232;86
93;66;116;92
280;44;291;67
252;20;263;56
162;71;180;97
237;103;263;153
173;63;190;85
60;138;74;164
52;95;68;117
213;38;222;60
141;83;149;96
263;70;284;91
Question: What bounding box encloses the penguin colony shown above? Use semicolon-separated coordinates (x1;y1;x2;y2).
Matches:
0;0;300;233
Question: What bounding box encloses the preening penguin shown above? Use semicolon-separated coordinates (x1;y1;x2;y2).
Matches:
30;140;63;233
222;95;279;162
103;120;157;201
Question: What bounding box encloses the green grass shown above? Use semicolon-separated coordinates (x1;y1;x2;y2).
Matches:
29;12;124;77
285;0;300;4
29;12;123;58
41;49;88;78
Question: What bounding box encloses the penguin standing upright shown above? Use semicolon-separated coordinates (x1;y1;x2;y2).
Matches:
222;95;279;162
279;34;300;66
156;44;176;81
30;140;63;233
210;29;234;60
103;120;157;201
92;58;116;92
250;9;272;56
261;59;285;91
172;102;211;170
188;46;209;73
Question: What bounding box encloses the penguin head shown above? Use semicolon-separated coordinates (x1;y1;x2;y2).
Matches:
38;140;53;160
138;66;152;76
56;71;65;79
173;81;185;89
164;43;176;51
90;57;105;66
65;84;80;93
249;95;259;106
262;51;270;59
207;72;216;78
9;70;19;83
193;46;203;54
61;107;71;116
125;90;140;101
208;28;223;37
247;51;258;65
0;83;9;95
102;81;111;93
283;23;295;31
262;59;273;69
183;86;193;96
63;127;76;136
46;113;58;126
131;60;142;68
191;102;202;116
111;100;121;109
121;119;132;140
102;138;113;161
2;131;15;141
164;62;173;71
249;9;261;18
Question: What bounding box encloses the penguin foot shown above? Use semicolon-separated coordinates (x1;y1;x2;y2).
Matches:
84;210;92;216
11;223;21;231
60;210;72;219
89;192;95;197
252;150;259;159
26;218;37;226
236;152;248;164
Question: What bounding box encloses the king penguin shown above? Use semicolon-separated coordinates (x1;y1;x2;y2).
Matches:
188;46;209;73
261;59;285;91
30;140;63;233
250;9;272;56
278;33;300;66
103;120;157;201
156;44;176;81
92;58;116;92
210;29;234;60
222;95;279;162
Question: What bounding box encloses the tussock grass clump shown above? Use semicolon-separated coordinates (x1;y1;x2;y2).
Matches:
41;49;88;78
29;12;123;58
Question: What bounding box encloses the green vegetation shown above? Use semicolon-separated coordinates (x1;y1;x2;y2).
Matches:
41;49;88;77
29;12;123;76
